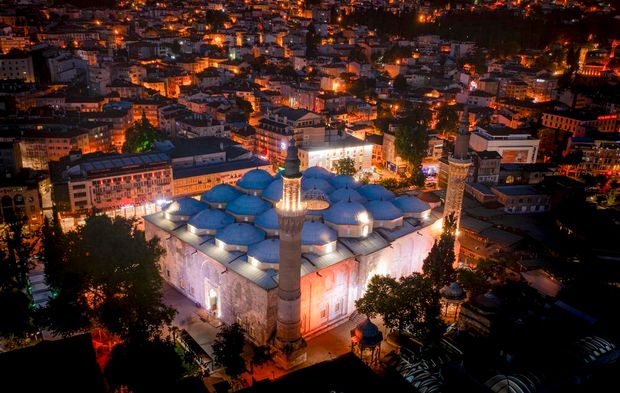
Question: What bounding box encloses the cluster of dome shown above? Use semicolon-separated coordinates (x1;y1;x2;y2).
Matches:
161;166;434;271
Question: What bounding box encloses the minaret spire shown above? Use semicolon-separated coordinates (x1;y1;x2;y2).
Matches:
273;137;307;369
443;106;472;229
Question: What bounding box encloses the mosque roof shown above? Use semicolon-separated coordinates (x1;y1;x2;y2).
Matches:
303;186;331;211
163;197;208;219
216;222;265;246
187;209;234;232
262;178;283;202
330;174;361;189
226;194;271;216
364;199;403;221
358;184;395;201
393;195;431;214
324;199;372;226
237;168;274;191
255;208;279;230
302;177;334;194
303;166;334;179
200;183;241;204
248;238;280;264
329;186;367;203
302;221;337;246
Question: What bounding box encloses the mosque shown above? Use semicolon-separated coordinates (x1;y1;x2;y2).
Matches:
144;143;447;363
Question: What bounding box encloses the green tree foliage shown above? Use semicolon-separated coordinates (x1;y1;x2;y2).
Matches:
105;337;185;393
422;214;457;291
43;215;175;340
457;255;519;296
347;77;376;98
122;113;165;154
235;98;254;121
0;216;37;343
334;157;357;175
355;274;443;343
435;104;459;136
393;74;408;93
305;23;319;59
212;322;246;378
395;123;429;186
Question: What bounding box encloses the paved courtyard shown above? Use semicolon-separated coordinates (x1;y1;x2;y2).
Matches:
164;282;398;384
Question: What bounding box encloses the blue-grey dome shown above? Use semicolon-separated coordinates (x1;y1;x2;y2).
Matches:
365;200;403;221
324;199;372;226
302;177;334;194
216;223;265;246
200;184;241;204
187;209;234;232
255;208;279;230
164;197;208;220
302;221;337;245
303;186;331;211
329;186;367;203
273;171;283;179
303;166;334;179
330;174;361;189
237;169;273;191
358;184;395;201
393;195;431;215
262;178;283;203
248;239;280;264
226;194;271;216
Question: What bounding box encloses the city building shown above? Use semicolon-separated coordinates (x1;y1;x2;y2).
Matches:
297;136;373;172
0;49;35;83
145;165;440;347
469;125;540;164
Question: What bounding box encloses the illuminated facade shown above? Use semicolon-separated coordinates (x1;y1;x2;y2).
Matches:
145;163;441;351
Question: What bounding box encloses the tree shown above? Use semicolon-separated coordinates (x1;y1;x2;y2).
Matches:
105;336;185;393
435;104;459;136
305;23;319;59
393;74;408;93
422;213;457;291
122;112;165;153
355;274;443;342
212;322;247;379
334;157;357;175
43;215;175;340
395;123;429;186
0;215;37;345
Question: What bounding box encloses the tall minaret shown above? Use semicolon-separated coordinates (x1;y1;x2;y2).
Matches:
444;107;472;228
273;138;307;369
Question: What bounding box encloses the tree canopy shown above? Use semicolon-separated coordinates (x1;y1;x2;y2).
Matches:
43;214;175;340
212;322;246;378
395;122;429;186
334;157;357;176
435;104;459;136
122;113;165;154
422;214;457;291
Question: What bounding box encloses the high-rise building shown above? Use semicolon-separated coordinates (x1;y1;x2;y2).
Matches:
273;138;307;369
444;108;472;227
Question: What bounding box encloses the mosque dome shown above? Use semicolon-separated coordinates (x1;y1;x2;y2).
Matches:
330;186;367;204
302;221;337;246
330;174;361;189
255;208;279;231
187;209;235;235
364;200;403;221
358;184;395;201
163;197;208;221
226;194;271;217
200;184;241;207
393;195;432;219
273;171;283;179
237;169;274;192
353;318;383;347
216;223;265;248
262;178;283;203
303;186;330;211
324;199;372;226
302;177;334;194
248;238;280;266
303;166;334;179
440;282;465;301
